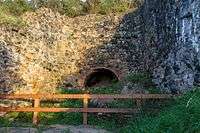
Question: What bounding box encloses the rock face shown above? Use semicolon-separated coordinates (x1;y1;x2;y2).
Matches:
0;0;200;94
0;8;130;93
150;0;200;93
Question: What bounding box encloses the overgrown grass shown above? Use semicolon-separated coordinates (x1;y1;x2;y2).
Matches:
40;0;142;16
2;75;199;132
0;72;154;128
118;89;200;133
97;0;131;14
0;87;133;129
1;0;33;16
0;0;142;27
0;7;25;26
0;0;32;27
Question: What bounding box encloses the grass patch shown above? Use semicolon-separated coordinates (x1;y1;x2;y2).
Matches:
87;83;122;94
2;89;197;132
0;0;33;26
3;74;197;132
0;7;26;27
0;112;33;127
0;0;33;16
118;89;200;133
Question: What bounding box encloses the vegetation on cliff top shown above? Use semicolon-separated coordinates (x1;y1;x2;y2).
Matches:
0;0;33;26
0;0;142;26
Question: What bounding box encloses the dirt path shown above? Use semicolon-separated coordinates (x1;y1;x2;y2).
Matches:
0;125;111;133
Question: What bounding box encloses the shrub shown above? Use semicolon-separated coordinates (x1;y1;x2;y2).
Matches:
99;0;130;14
0;0;31;26
0;6;26;26
61;0;84;17
1;0;33;16
83;0;142;15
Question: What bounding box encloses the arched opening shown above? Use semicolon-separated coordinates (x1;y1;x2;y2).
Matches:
84;68;119;88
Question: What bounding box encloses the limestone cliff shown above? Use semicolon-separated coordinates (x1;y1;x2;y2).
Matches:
0;8;126;93
151;0;200;93
0;0;200;94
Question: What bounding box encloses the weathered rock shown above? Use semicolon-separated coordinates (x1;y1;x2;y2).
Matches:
151;0;200;93
1;0;200;94
121;83;148;94
0;8;129;93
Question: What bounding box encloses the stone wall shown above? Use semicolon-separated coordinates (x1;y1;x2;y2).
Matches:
0;8;135;93
0;0;200;94
151;0;200;93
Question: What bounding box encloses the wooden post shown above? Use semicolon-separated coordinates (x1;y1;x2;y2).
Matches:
83;94;88;125
136;94;142;110
136;99;142;110
33;99;40;125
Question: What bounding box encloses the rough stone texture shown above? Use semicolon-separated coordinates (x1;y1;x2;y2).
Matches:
0;0;200;94
152;0;200;93
0;8;130;93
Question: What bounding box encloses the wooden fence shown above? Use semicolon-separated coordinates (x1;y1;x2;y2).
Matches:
0;94;176;125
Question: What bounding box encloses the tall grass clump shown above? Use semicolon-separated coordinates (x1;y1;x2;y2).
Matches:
0;0;32;26
0;6;25;26
1;0;33;16
118;89;200;133
83;0;142;14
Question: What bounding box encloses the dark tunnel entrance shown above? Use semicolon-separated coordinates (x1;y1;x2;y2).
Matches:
84;68;119;88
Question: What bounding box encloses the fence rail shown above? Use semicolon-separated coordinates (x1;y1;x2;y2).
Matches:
0;94;177;125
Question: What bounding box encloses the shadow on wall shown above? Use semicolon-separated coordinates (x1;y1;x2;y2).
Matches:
0;41;24;94
84;68;119;88
77;0;177;89
77;1;148;85
71;2;146;88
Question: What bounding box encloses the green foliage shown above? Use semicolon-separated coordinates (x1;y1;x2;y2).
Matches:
58;88;84;94
107;99;135;108
0;0;30;26
125;72;160;93
87;82;122;94
98;0;130;14
61;0;84;17
0;112;33;127
2;89;200;132
35;0;83;17
0;9;26;26
88;114;129;130
83;0;142;14
0;0;142;19
39;112;82;125
125;73;151;84
1;0;33;16
35;0;137;17
118;89;200;133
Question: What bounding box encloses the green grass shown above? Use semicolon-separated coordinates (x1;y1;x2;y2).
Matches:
0;87;134;128
0;73;157;129
1;0;33;16
1;75;199;132
118;89;200;133
1;89;199;132
98;0;131;14
0;7;26;27
0;0;33;26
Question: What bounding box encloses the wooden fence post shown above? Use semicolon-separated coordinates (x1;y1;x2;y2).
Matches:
83;94;88;125
33;99;40;125
136;95;142;110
